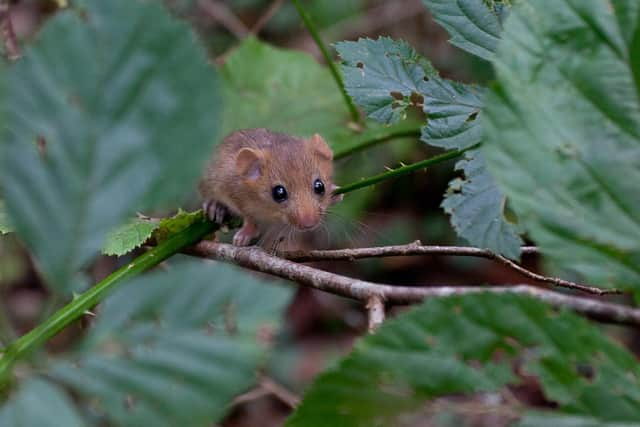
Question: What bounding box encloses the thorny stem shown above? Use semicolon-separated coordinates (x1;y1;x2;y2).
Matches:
333;121;422;160
0;220;217;386
333;144;478;195
291;0;360;124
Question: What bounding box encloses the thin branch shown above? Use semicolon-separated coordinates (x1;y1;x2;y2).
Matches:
231;377;300;409
333;145;478;195
333;121;422;160
280;241;620;296
366;296;385;332
250;0;285;35
291;0;360;123
189;241;640;326
0;1;20;61
198;0;250;39
260;377;300;408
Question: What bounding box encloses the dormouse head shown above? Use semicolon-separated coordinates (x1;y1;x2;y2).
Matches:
234;132;341;230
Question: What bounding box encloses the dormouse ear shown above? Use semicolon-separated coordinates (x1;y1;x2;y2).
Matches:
308;133;333;161
236;148;263;180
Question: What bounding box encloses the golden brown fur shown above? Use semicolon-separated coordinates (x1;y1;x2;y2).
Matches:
199;128;339;245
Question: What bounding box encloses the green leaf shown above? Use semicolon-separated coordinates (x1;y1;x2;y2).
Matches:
518;413;640;427
286;293;640;427
336;37;521;257
220;37;352;145
442;150;522;259
0;0;220;293
419;79;484;151
421;0;510;61
0;378;85;427
0;200;11;235
50;261;292;427
336;37;436;124
102;217;159;256
484;0;640;291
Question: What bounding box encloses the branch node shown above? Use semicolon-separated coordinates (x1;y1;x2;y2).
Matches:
366;296;385;333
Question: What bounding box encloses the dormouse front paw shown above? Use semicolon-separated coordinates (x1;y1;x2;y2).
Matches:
232;221;259;246
203;200;229;224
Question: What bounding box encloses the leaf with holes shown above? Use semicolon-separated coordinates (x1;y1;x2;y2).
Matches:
220;37;352;146
0;378;85;427
420;77;485;150
286;293;640;427
336;37;484;149
484;0;640;291
421;0;510;61
336;37;521;257
49;261;292;427
0;0;220;293
336;37;436;124
442;150;522;259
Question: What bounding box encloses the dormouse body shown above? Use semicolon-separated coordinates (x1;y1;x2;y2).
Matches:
199;128;341;246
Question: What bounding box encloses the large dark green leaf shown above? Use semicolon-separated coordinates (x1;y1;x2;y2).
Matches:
0;0;220;293
421;0;510;61
336;37;521;258
484;0;640;291
220;37;351;146
0;378;85;427
286;293;640;427
442;150;522;259
50;261;292;427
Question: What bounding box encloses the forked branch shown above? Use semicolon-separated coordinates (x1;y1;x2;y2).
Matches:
190;241;640;327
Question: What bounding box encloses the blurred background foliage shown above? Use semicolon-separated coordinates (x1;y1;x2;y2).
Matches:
0;0;637;426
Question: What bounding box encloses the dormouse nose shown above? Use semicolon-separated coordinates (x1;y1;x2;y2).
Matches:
296;210;319;230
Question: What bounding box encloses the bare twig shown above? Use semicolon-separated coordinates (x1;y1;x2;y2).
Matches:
281;241;622;296
260;377;300;408
366;296;385;332
250;0;285;35
198;0;249;38
231;377;300;409
0;1;20;61
189;242;640;327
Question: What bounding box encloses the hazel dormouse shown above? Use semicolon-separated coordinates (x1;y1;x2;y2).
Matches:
199;128;342;246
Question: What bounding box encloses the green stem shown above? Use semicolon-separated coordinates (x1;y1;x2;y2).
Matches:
0;220;217;385
334;144;478;195
334;122;422;160
291;0;360;124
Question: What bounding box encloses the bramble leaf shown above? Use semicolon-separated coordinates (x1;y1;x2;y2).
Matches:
442;150;522;259
220;37;352;146
336;37;436;124
102;217;159;256
286;293;640;426
421;0;510;61
0;379;85;427
484;0;640;291
50;261;292;427
0;0;220;293
337;37;521;258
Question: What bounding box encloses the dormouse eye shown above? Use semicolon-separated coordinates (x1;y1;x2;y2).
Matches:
313;179;325;196
272;185;288;203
